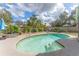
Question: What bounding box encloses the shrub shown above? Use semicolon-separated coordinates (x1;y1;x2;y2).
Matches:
5;25;20;34
13;25;20;33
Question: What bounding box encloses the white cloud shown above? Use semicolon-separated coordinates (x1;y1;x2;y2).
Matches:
36;3;66;25
0;3;56;18
5;8;19;18
5;4;13;8
39;3;78;25
21;19;26;22
3;4;26;18
0;3;78;26
27;18;30;20
0;6;3;10
65;9;69;13
22;3;56;14
17;4;32;12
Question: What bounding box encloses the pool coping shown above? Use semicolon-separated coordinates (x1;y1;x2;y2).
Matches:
13;32;78;55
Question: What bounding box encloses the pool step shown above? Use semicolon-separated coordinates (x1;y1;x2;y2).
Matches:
44;42;54;52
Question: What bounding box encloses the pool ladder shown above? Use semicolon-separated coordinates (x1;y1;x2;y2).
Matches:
44;42;53;52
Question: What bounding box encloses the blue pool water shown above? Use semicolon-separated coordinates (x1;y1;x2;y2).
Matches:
16;33;69;53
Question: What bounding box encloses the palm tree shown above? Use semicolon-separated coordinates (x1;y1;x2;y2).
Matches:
26;15;46;32
0;9;13;34
0;9;12;25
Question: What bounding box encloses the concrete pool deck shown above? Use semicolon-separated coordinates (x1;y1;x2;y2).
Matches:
0;32;78;56
37;38;79;56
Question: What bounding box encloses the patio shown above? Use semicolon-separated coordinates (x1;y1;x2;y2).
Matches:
37;38;79;56
0;32;78;56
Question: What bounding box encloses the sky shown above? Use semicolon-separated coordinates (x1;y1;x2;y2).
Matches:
0;3;78;25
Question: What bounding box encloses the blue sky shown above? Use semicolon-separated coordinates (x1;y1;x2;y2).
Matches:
12;11;33;21
0;3;78;24
64;3;73;13
64;3;77;13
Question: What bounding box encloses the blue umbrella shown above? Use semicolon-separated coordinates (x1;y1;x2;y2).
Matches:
0;18;6;30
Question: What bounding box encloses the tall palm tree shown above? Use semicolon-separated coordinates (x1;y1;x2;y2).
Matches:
26;15;46;32
0;9;12;25
0;9;13;34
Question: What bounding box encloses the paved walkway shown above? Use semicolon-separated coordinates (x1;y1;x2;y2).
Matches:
0;34;34;56
0;32;48;56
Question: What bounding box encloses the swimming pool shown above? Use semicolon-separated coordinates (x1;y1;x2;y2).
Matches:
16;33;70;53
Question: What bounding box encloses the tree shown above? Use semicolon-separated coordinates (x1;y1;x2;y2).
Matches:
68;8;77;26
0;9;13;34
4;25;20;34
26;15;46;32
0;9;12;25
50;11;68;27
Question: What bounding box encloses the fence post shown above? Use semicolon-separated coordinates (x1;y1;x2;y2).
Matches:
77;6;79;40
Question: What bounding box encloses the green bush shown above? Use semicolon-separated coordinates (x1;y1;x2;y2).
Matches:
25;26;31;32
13;25;20;33
31;28;37;32
5;25;20;34
38;28;44;32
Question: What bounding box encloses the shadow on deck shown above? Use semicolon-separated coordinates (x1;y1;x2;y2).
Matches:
37;38;79;56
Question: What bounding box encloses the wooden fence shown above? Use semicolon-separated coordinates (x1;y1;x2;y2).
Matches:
51;26;78;32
